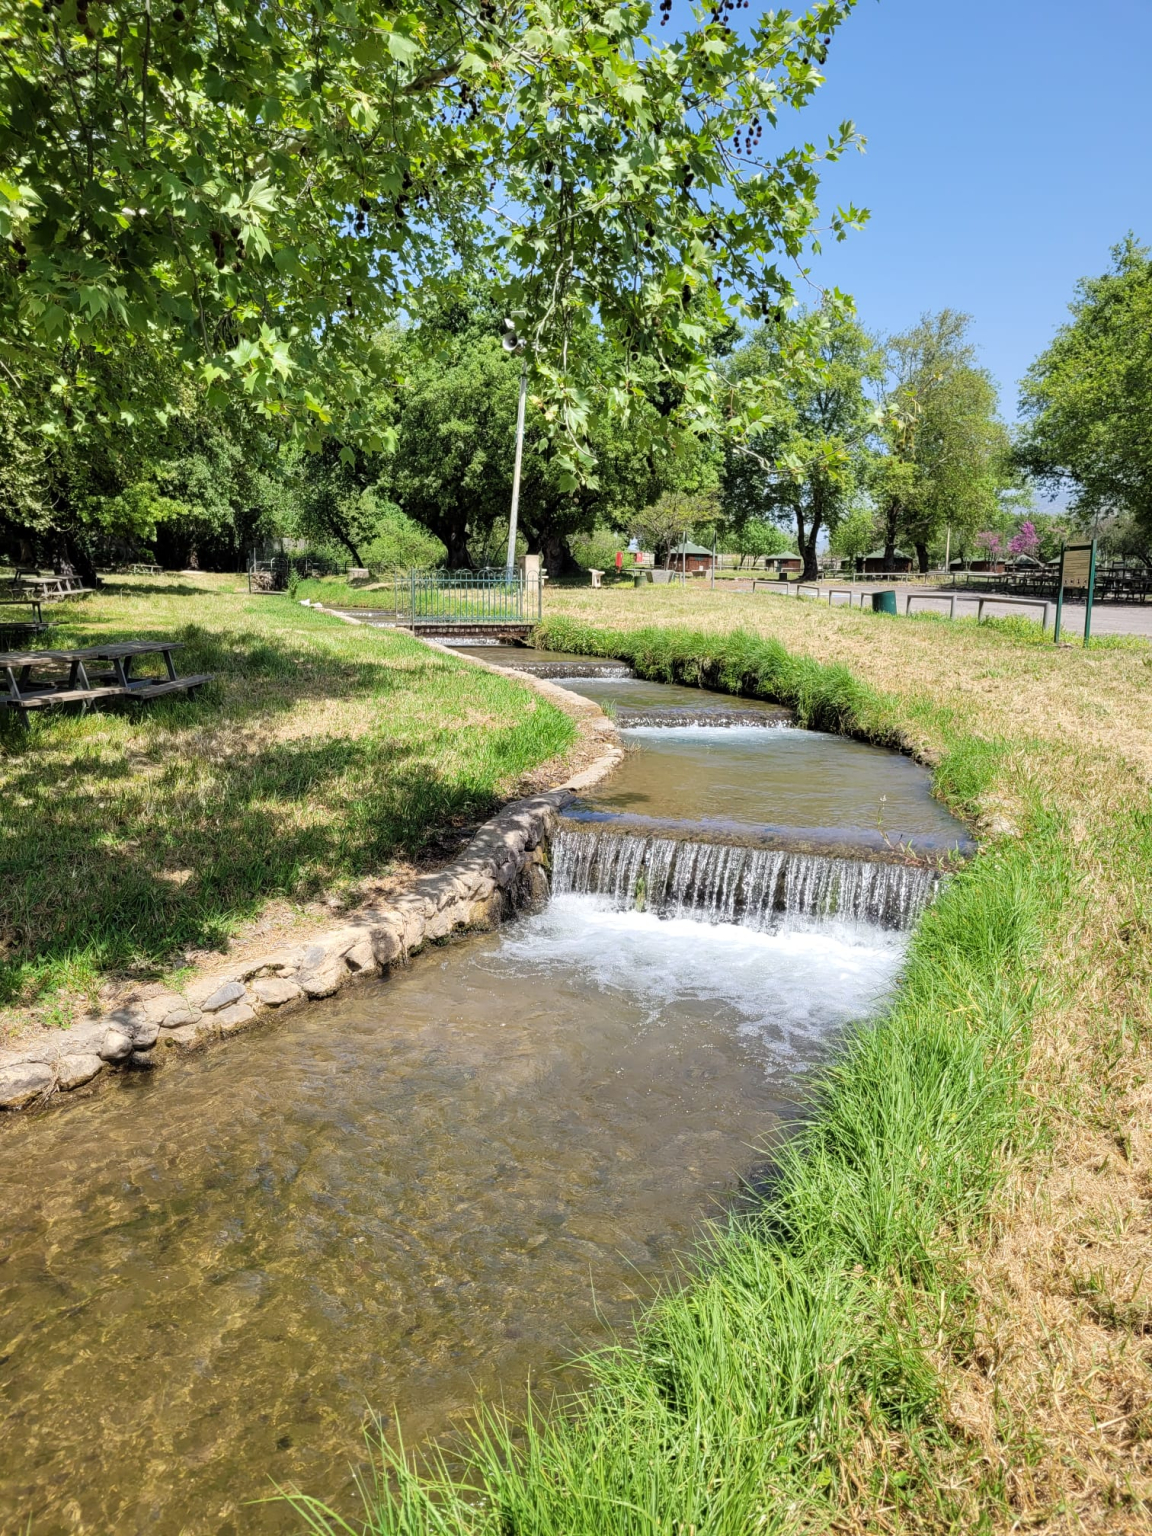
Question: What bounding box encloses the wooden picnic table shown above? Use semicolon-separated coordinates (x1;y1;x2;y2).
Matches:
0;640;213;723
11;572;93;600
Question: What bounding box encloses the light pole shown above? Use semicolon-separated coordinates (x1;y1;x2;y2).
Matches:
502;318;527;575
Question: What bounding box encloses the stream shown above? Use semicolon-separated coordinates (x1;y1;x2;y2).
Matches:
0;656;969;1535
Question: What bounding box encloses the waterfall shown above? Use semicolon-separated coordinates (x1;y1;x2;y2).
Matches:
551;827;942;932
614;706;791;728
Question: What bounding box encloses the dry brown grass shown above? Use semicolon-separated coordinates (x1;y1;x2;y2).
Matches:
544;585;1152;1533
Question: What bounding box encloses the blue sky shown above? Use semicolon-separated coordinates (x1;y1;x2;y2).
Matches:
777;0;1152;420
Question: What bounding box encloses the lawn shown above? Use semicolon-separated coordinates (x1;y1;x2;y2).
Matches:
294;586;1152;1534
0;574;575;1033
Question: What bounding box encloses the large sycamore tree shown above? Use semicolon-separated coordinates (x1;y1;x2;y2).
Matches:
1018;236;1152;541
0;0;863;491
876;310;1009;571
720;313;877;580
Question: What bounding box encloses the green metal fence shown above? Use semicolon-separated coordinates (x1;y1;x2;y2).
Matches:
394;569;543;625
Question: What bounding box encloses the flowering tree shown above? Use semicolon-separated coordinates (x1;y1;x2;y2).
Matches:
975;529;1003;561
1008;520;1040;557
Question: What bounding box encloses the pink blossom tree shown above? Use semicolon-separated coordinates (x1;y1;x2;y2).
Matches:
975;530;1003;561
1008;520;1040;557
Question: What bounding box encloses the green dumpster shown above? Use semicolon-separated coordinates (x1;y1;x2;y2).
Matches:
871;589;898;615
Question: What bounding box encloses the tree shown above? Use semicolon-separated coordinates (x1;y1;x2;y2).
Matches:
0;0;864;472
828;505;877;563
1008;520;1039;558
876;311;1011;571
721;315;878;581
631;490;719;568
1018;236;1152;536
727;519;795;566
382;300;720;572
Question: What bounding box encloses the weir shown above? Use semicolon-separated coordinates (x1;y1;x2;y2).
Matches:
552;825;941;931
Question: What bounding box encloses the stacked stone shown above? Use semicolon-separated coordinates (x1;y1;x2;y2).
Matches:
0;794;567;1112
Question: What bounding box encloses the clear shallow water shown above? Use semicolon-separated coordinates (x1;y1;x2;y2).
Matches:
0;899;903;1536
0;664;957;1534
558;677;968;853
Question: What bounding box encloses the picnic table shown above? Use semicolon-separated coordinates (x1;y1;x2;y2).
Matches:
11;572;93;601
0;595;46;647
0;640;213;724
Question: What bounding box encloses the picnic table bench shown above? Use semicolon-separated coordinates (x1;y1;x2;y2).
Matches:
0;595;47;647
1;640;213;724
11;572;93;601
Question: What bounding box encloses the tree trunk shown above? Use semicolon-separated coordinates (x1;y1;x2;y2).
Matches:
801;486;824;583
540;531;578;578
61;534;98;588
882;500;900;570
915;541;929;574
793;506;808;581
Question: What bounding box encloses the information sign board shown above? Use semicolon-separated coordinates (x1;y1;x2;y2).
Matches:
1054;541;1097;645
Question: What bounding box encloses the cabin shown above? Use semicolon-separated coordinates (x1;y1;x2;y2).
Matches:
666;541;716;575
856;547;913;574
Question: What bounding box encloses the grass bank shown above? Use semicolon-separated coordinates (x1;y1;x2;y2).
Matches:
0;574;574;1031
295;597;1152;1532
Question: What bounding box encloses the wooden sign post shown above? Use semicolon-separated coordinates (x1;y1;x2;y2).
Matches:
1053;540;1097;645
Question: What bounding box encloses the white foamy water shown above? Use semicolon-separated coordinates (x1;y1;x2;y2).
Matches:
495;894;907;1067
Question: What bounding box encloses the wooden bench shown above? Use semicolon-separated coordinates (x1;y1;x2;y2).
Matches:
0;595;47;648
1;641;213;725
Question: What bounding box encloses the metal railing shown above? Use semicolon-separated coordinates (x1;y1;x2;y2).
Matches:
393;569;543;625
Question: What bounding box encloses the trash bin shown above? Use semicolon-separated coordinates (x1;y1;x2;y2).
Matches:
871;589;898;615
633;570;652;588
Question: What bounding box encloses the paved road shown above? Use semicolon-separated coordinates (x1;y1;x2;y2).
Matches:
740;581;1152;640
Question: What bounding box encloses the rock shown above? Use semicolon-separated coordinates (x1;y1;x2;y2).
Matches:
160;1005;201;1029
215;1002;256;1032
250;977;303;1007
200;980;247;1013
159;1023;201;1048
56;1054;105;1091
370;924;403;967
298;943;329;972
233;952;296;981
468;890;504;929
0;1062;53;1109
126;1019;161;1049
298;959;348;999
139;992;188;1025
99;1028;134;1063
344;939;376;974
425;901;469;941
128;1049;158;1070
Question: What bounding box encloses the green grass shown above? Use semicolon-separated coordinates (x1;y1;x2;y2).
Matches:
285;621;1090;1535
292;576;400;608
0;580;574;1018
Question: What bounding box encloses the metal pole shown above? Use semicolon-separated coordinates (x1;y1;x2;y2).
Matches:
506;363;528;574
1085;539;1097;646
711;531;716;590
1054;544;1065;643
944;525;951;575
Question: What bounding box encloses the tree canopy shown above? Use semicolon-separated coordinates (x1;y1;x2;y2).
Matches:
0;0;863;469
720;312;877;579
1018;236;1152;536
875;310;1010;570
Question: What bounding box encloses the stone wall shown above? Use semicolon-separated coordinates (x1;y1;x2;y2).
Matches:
0;642;623;1113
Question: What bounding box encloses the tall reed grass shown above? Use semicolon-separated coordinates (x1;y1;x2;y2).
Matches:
288;623;1073;1535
